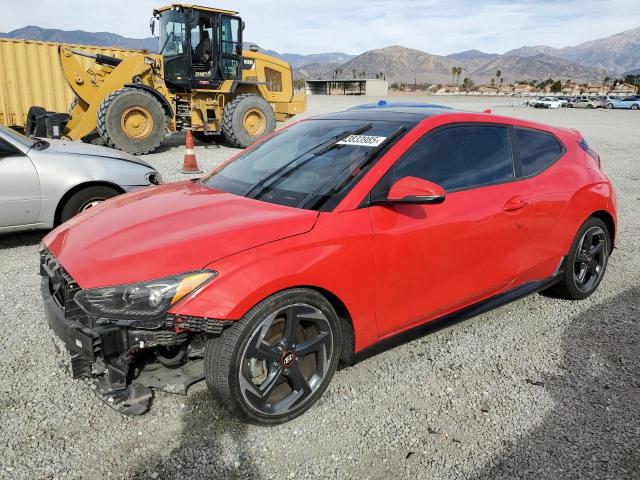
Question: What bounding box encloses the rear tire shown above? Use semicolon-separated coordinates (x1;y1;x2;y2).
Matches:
59;185;120;224
205;288;342;425
222;94;276;148
606;103;614;109
97;88;167;155
548;217;610;300
632;104;639;110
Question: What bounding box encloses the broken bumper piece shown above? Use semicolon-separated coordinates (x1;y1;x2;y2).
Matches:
40;260;230;415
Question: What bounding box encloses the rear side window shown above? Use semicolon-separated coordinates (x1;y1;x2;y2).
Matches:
392;125;514;191
516;128;563;176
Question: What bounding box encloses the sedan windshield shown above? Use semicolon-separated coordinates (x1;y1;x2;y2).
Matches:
201;118;412;210
0;125;35;149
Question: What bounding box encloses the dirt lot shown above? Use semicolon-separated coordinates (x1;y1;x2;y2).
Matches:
1;96;638;479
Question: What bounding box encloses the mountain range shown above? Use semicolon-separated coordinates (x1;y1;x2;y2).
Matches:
2;25;639;84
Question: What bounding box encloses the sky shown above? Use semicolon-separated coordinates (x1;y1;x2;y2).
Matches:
2;0;640;55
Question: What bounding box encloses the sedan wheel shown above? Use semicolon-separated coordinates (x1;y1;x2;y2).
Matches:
205;289;341;424
59;185;120;224
606;103;614;109
632;104;639;110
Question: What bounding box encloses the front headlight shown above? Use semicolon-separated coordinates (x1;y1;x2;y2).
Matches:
74;271;216;323
147;171;162;185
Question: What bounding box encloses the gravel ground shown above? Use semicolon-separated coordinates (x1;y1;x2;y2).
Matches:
0;96;638;479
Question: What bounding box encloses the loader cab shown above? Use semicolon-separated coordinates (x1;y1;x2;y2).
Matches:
153;5;243;91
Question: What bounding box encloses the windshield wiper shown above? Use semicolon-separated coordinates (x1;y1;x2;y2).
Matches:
242;123;373;199
159;31;175;55
303;125;408;209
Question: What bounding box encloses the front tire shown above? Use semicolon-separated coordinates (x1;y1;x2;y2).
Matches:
632;104;639;110
548;217;610;300
222;94;276;148
205;288;342;425
97;88;167;155
59;185;120;224
606;103;614;109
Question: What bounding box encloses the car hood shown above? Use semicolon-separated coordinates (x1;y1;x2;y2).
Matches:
34;139;152;168
43;181;319;289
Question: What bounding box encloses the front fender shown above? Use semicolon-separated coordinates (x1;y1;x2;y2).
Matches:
172;209;379;351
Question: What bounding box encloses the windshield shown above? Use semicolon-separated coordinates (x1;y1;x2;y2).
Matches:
159;10;188;56
0;125;35;149
201;119;412;210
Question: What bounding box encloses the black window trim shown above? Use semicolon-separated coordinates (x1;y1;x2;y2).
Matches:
512;125;567;180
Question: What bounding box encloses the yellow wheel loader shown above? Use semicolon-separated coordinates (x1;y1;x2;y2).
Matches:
26;4;306;155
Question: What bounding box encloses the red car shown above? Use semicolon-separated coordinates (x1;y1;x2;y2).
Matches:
41;102;616;424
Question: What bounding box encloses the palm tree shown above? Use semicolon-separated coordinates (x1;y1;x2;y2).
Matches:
496;70;502;87
352;69;357;79
456;67;463;86
451;67;456;87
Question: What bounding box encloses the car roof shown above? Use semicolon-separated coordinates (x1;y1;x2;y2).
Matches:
310;101;454;123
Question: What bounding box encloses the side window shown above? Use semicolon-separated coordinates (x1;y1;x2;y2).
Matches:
516;128;563;176
392;125;514;191
0;138;19;157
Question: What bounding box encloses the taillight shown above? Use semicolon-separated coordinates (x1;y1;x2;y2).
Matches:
578;138;601;169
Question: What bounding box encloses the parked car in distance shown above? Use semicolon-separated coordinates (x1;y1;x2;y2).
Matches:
606;95;640;110
533;97;563;109
599;95;621;108
41;102;617;424
568;98;599;109
0;125;161;234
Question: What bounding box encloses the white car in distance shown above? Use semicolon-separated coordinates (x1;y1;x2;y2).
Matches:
534;97;563;109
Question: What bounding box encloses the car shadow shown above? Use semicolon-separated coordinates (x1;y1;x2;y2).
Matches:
474;287;640;479
129;388;259;479
0;230;47;249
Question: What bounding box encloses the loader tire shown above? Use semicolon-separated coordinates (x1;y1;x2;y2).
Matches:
222;94;276;148
97;88;167;155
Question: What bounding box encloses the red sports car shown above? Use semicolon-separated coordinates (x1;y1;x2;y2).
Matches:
41;102;616;424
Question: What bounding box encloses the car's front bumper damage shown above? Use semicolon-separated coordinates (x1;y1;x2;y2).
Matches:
40;248;230;415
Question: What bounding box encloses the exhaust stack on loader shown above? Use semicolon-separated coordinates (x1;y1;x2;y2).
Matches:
25;4;306;155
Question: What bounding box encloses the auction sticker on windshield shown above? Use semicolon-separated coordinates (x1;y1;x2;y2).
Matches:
337;135;387;147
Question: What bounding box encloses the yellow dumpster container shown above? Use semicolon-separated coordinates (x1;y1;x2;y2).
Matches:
0;37;143;129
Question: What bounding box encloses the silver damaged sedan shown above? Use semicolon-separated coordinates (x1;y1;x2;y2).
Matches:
0;125;160;234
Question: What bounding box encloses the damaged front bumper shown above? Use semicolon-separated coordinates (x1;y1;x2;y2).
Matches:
40;248;230;415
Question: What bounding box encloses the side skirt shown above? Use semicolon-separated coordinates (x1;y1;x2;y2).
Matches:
354;269;564;363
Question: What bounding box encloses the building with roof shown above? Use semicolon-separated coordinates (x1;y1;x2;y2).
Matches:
305;79;389;96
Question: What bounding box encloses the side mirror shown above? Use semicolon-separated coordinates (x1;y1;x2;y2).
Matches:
382;176;446;205
150;17;159;37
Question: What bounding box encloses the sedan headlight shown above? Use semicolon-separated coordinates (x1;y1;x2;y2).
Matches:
74;271;216;323
147;171;163;185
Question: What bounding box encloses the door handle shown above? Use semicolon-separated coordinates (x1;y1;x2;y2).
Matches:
503;196;528;212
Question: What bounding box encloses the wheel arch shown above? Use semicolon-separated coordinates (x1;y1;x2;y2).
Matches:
590;209;616;247
123;84;174;119
54;181;124;226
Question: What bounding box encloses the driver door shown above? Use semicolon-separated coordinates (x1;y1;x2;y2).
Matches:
370;124;527;336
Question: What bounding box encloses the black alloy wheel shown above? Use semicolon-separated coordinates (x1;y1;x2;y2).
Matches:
547;217;610;300
205;289;341;424
238;303;333;416
573;225;607;293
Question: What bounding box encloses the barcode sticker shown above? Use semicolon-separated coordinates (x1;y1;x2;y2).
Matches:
337;135;387;147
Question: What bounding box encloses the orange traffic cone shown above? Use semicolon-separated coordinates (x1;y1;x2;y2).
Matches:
181;130;202;174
